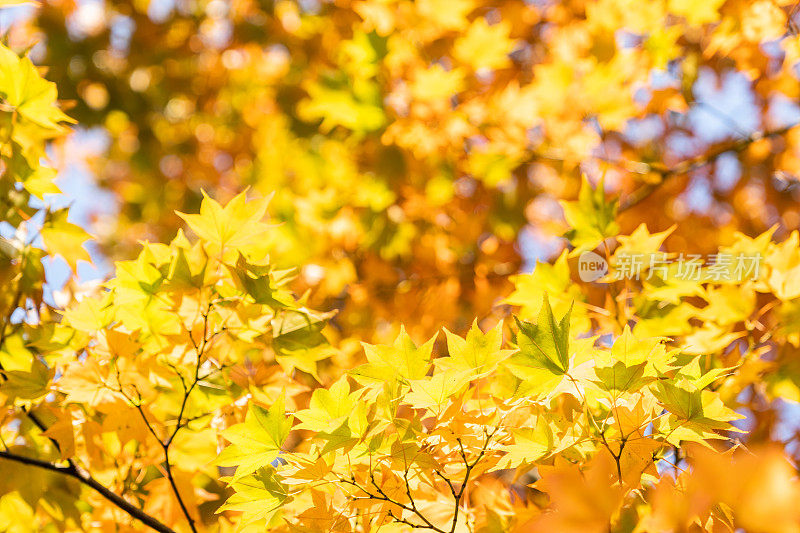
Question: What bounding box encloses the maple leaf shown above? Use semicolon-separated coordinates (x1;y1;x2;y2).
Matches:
652;379;744;447
291;491;352;532
217;467;289;528
614;223;675;260
350;326;436;385
495;416;554;471
272;308;335;381
0;357;52;402
506;250;591;331
668;0;724;25
534;453;625;533
295;377;356;433
0;43;74;130
4;149;60;199
561;175;620;255
41;411;75;461
229;253;296;309
453;18;514;71
216;394;293;482
61;295;113;335
176;190;273;253
764;231;800;300
39;209;92;271
593;360;652;393
405;369;471;411
409;64;466;103
437;320;513;377
510;296;572;377
417;0;475;30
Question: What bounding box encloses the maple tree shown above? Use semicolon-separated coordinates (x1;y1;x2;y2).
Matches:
3;0;800;532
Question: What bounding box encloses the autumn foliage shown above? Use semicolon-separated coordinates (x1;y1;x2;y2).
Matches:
5;0;800;532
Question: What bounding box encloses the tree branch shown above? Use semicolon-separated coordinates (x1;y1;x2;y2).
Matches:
448;429;496;533
155;308;215;533
0;450;176;533
341;475;446;533
0;239;179;533
620;122;800;211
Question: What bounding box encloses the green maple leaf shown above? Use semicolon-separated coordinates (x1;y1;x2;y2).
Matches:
229;252;295;309
561;175;619;254
217;466;289;528
505;296;574;398
216;394;293;482
593;361;653;393
511;295;572;376
652;380;744;447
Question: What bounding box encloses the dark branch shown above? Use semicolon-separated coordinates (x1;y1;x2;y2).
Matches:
0;450;175;533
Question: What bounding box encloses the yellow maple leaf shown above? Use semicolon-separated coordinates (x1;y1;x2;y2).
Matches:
176;190;273;254
668;0;725;25
0;43;74;130
39;209;92;271
453;18;514;71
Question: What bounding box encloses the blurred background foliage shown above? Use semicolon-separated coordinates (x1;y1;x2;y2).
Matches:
4;1;800;531
11;0;800;343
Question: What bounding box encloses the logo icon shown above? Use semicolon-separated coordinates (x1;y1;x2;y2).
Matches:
578;251;609;282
